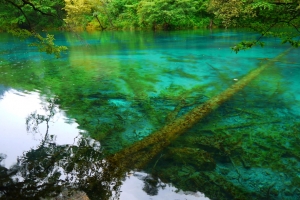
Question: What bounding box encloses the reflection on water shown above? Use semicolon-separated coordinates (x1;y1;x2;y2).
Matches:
0;30;300;199
0;90;80;167
0;94;207;200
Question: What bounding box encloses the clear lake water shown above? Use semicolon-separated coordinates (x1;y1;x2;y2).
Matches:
0;29;300;200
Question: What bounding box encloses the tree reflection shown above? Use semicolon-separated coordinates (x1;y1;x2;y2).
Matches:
0;97;125;200
2;78;300;200
141;175;166;196
25;97;58;145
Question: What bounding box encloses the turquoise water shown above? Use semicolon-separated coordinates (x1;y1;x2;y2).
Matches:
0;29;300;200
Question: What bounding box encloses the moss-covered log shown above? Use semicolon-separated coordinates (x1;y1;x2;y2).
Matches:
108;48;292;168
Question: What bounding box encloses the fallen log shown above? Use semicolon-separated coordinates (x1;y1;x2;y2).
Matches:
108;48;292;168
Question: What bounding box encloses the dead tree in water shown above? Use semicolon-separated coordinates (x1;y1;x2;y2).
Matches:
108;48;292;169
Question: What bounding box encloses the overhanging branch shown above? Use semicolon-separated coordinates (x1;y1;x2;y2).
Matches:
21;0;55;17
5;0;32;29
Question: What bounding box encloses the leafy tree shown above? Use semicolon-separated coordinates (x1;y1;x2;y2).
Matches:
113;0;140;29
207;0;300;52
0;0;67;58
88;0;122;30
62;0;211;30
137;0;205;30
64;0;119;30
64;0;93;29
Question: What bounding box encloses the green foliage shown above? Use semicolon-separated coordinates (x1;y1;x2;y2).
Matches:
207;0;245;28
208;0;300;52
7;28;32;39
231;41;265;53
64;0;93;28
29;34;68;58
0;0;67;57
249;1;274;10
136;0;207;30
63;0;210;30
0;0;65;30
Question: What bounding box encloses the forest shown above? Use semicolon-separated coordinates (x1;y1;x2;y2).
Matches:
0;0;299;57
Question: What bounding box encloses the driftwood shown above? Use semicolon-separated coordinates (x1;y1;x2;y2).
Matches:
108;48;292;168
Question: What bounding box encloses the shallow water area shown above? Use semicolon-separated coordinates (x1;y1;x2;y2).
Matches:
0;29;300;200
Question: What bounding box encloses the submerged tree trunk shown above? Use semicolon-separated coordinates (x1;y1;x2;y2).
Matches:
108;48;292;169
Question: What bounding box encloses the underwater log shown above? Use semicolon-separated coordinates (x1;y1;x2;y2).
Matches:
108;48;292;168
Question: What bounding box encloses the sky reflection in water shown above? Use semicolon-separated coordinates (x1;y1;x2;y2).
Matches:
0;88;208;200
0;89;80;167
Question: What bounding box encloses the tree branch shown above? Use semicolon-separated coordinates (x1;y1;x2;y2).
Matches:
21;0;55;17
5;0;32;29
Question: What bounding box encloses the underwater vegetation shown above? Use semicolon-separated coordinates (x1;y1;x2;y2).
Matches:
91;48;300;199
1;31;300;200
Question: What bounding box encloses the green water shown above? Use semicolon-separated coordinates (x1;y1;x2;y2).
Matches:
0;30;300;200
